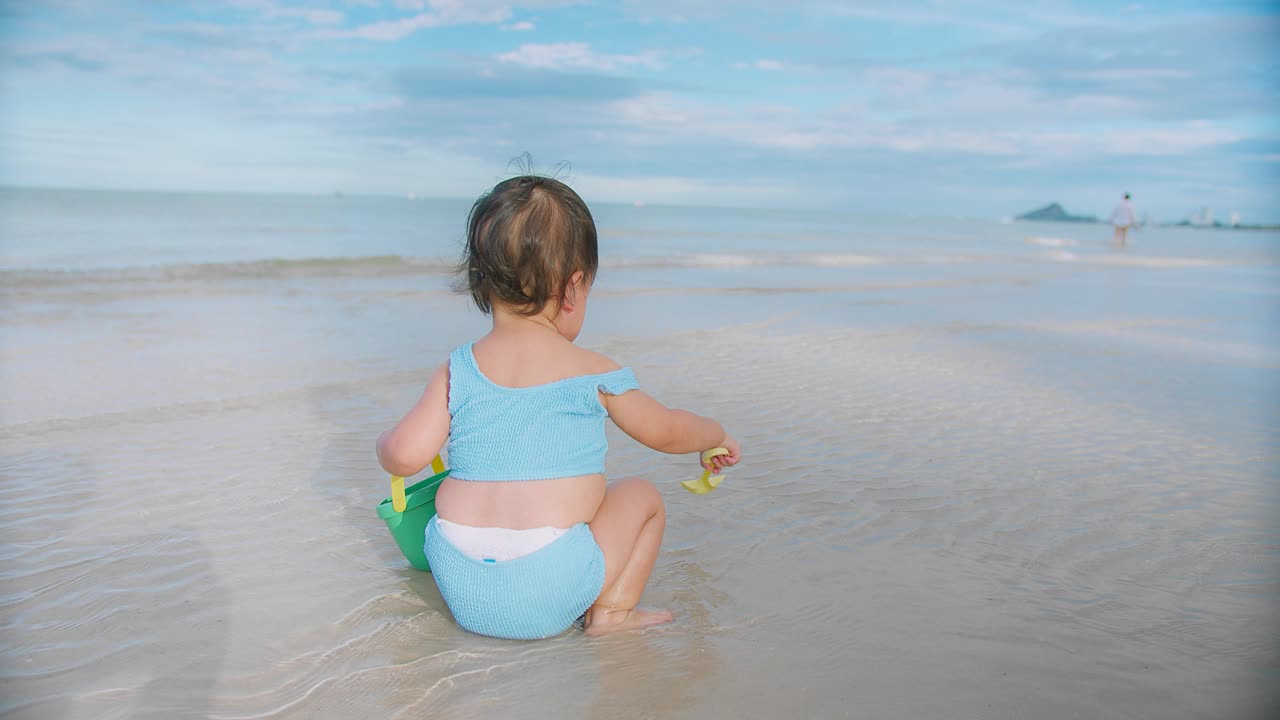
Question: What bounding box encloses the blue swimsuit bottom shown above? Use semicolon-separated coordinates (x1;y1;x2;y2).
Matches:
424;515;606;640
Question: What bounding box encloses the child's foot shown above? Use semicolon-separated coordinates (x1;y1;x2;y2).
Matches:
583;607;673;636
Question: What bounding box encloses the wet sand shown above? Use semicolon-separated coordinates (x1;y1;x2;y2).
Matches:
2;196;1277;718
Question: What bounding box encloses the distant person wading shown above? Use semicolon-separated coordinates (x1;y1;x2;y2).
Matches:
1111;193;1137;247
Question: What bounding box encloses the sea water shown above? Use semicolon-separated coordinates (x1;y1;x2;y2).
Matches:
1;188;1277;718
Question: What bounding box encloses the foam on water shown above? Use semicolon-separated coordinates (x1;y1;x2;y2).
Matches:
1026;236;1079;248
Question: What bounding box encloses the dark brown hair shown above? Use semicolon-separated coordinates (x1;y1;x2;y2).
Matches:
460;175;598;316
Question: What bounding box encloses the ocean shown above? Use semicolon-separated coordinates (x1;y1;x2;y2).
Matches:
1;187;1277;718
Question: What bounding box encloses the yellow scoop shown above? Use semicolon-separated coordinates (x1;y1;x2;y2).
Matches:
681;447;730;495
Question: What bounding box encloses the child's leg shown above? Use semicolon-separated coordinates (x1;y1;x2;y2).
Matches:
585;477;672;635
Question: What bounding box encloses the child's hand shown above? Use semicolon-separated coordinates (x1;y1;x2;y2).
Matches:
702;435;741;472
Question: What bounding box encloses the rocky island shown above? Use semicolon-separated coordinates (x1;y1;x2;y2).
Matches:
1015;203;1100;223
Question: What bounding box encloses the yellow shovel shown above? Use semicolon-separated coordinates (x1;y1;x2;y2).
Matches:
681;447;730;495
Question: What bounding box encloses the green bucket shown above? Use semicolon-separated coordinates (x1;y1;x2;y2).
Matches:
376;469;449;571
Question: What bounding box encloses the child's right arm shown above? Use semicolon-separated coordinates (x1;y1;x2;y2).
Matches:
603;389;741;469
377;363;450;478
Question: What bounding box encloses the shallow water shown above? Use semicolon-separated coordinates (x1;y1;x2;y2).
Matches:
1;189;1278;718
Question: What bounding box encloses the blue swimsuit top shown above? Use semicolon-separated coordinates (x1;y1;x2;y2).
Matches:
446;343;641;481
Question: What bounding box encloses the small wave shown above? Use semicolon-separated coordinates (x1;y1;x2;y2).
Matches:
600;253;886;269
1084;256;1229;269
0;251;911;286
223;225;347;236
3;248;1241;293
1;253;932;288
1026;236;1079;248
0;255;456;289
1041;253;1232;269
920;255;976;264
602;253;981;269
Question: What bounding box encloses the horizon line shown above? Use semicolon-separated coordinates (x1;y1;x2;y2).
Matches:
1;183;1269;226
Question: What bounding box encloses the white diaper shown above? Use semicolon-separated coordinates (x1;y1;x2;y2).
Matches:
433;517;570;562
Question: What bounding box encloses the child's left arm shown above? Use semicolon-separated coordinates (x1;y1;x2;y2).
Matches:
377;363;450;477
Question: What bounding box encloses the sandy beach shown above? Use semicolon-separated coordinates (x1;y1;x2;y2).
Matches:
1;189;1277;719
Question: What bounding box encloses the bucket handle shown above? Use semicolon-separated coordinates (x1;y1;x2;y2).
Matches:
390;454;447;513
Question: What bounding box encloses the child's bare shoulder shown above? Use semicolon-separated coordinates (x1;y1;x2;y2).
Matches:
570;346;623;375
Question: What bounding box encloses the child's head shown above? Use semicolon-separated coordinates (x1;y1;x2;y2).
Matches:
462;175;598;321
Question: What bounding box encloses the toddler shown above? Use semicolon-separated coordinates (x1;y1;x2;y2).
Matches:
377;175;740;639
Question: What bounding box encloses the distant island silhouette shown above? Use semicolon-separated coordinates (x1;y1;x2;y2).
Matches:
1015;203;1099;223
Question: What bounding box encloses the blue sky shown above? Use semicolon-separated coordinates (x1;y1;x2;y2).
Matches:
2;1;1277;222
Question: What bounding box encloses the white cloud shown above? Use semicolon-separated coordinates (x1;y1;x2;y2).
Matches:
1058;94;1144;114
1080;125;1241;156
607;93;835;150
501;20;536;31
340;0;565;39
1065;68;1198;82
339;12;447;40
270;7;344;24
570;171;799;206
228;0;344;25
274;8;343;24
497;42;665;71
630;0;1108;36
605;92;1239;159
734;59;787;71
